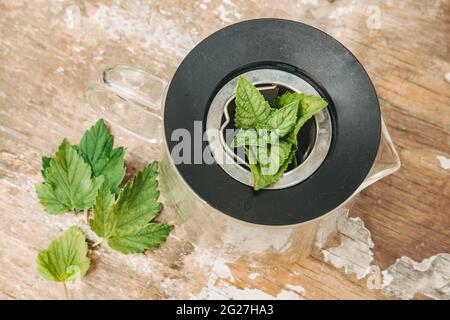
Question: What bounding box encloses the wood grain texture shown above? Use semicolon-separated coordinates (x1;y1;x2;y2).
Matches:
0;0;449;300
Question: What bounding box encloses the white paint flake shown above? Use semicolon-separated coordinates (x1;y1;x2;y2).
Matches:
445;72;450;83
328;0;356;20
222;223;293;253
276;289;303;300
382;254;450;300
317;206;374;279
436;155;450;169
322;216;374;279
316;205;450;300
64;5;81;30
88;4;195;59
192;246;304;300
213;0;241;24
286;284;305;295
248;273;259;280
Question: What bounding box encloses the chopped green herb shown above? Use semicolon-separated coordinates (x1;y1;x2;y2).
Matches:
233;77;329;190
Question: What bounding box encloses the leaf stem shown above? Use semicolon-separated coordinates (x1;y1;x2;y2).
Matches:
92;240;103;248
63;282;70;300
84;209;89;224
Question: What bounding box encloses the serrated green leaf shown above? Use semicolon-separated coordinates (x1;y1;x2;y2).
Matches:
108;223;173;254
231;129;280;147
36;139;104;214
256;100;298;137
113;162;162;237
36;226;90;283
261;147;296;188
272;92;304;109
286;94;328;146
232;79;328;190
234;77;272;128
246;140;293;190
232;129;259;147
256;140;292;169
301;95;329;116
41;156;52;179
79;119;125;192
90;161;172;254
90;184;115;238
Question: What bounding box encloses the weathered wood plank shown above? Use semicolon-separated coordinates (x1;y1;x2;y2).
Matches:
0;0;448;300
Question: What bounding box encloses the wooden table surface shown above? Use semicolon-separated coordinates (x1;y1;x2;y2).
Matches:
0;0;449;300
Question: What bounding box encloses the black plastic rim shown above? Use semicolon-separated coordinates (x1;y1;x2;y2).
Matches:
164;19;381;226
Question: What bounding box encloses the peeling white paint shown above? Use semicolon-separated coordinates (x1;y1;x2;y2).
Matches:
193;283;276;300
88;4;195;58
286;284;305;295
213;0;241;24
222;223;293;253
445;72;450;83
322;216;374;279
192;246;304;300
317;206;374;279
276;289;303;300
63;5;81;30
72;46;82;53
316;204;450;300
194;250;233;281
193;278;303;300
55;67;64;74
328;0;356;20
382;254;450;300
315;207;349;249
298;0;319;6
110;252;162;276
248;272;259;280
436;155;450;169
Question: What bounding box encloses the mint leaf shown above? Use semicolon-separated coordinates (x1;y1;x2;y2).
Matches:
89;161;173;254
273;146;296;177
79;119;125;192
256;100;298;137
36;226;90;283
246;140;293;190
256;140;292;170
232;129;259;147
272;92;304;109
286;95;328;146
232;78;329;190
234;77;272;128
301;95;329;116
36;139;104;214
231;129;280;147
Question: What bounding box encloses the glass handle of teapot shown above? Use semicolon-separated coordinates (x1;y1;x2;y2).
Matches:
86;66;167;144
357;119;401;192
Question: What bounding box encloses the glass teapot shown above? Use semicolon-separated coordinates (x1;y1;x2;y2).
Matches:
87;65;401;253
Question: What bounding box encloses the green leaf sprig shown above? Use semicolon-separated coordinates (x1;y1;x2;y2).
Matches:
232;77;328;190
37;119;125;214
35;119;173;288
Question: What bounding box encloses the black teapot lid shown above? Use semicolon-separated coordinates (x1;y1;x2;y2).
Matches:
164;19;381;226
